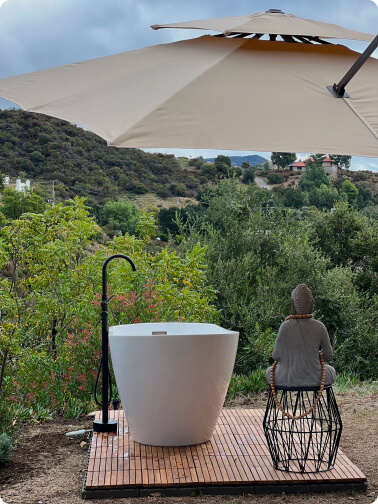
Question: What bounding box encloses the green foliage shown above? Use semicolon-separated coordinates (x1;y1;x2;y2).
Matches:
0;211;6;227
271;152;296;170
282;188;306;209
339;179;359;206
157;233;168;242
101;200;140;235
299;159;330;192
356;183;374;209
1;199;218;422
186;179;377;379
214;155;231;174
241;166;256;185
158;207;181;235
266;173;284;184
0;110;203;212
0;433;13;466
308;184;339;210
227;370;266;399
135;210;156;242
330;155;351;170
1;188;46;219
261;161;270;176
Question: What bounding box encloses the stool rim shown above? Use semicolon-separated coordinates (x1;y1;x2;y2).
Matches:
271;384;333;392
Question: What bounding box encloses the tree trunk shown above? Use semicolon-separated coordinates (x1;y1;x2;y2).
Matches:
51;319;58;361
0;348;9;394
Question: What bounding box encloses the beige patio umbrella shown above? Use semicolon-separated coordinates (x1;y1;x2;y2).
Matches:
152;9;376;42
0;13;377;157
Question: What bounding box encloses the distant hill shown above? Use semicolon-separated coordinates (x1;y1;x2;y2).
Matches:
0;110;204;218
205;155;268;167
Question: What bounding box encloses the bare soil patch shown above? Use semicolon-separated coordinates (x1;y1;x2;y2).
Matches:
0;391;376;504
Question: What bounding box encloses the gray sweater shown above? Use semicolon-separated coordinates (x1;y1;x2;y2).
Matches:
266;318;336;388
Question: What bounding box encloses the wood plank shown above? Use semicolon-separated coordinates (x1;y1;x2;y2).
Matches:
84;407;366;494
191;444;205;484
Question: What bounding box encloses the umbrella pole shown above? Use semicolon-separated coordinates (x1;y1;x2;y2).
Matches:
93;254;136;433
328;34;378;97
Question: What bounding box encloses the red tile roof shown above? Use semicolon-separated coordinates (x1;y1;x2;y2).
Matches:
289;161;306;167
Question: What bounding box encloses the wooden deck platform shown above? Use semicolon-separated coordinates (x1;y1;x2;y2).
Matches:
82;409;367;499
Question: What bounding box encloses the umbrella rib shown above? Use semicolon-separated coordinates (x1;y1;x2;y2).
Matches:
342;98;378;142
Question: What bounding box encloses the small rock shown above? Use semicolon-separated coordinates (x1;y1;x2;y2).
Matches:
80;441;88;449
150;492;161;497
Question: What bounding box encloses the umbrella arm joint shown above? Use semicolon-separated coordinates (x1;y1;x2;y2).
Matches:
328;34;378;98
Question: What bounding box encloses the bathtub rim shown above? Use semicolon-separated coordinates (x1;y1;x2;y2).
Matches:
109;321;239;338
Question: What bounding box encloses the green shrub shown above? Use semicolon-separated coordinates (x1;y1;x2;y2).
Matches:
227;370;267;399
157;233;168;242
242;167;256;185
267;173;284;184
0;433;13;466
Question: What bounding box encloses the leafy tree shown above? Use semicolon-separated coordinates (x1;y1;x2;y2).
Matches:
135;210;156;243
214;155;231;175
339;179;359;206
101;200;140;235
1;188;46;219
298;159;330;192
29;150;44;163
261;161;270;176
356;183;374;209
200;163;217;179
330;155;351;170
188;156;204;168
158;207;182;235
271;152;296;171
1;201;219;421
242;166;256;185
283;187;306;209
308;184;339;210
308;200;366;266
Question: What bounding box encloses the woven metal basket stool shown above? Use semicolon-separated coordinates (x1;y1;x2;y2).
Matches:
263;384;342;473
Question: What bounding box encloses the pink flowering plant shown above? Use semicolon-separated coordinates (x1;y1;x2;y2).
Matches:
2;204;219;423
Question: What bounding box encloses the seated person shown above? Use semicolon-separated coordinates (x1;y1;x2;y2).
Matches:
266;284;336;388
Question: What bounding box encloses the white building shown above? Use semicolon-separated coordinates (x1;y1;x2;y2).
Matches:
3;176;10;185
15;178;31;192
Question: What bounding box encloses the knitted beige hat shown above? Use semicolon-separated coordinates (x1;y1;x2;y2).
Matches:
291;284;314;315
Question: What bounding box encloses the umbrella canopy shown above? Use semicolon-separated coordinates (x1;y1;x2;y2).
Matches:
0;35;377;157
151;9;375;42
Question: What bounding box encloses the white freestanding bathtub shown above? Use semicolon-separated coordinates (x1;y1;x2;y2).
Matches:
109;322;239;446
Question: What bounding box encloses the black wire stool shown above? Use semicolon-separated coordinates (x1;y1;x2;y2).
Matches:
263;385;342;473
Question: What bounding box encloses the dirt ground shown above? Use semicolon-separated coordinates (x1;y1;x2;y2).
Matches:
0;391;377;504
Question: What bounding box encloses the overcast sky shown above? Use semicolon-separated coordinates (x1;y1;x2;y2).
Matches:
0;0;377;170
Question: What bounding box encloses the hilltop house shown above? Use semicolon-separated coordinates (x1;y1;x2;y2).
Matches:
288;156;340;176
321;156;339;175
288;161;307;172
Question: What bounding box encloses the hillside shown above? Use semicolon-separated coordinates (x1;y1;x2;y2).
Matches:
205;154;267;167
0;110;204;215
